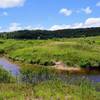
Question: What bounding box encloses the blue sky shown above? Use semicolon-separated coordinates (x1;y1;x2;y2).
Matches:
0;0;100;32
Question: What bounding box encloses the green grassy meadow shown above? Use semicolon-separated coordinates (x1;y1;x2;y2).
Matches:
0;36;100;68
0;36;100;99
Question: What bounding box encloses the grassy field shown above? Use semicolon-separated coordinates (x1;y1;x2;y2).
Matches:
0;36;100;68
0;80;100;100
0;36;100;99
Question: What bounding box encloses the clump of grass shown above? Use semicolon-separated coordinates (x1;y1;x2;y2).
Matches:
0;49;4;54
20;66;58;84
33;79;100;100
0;83;34;99
0;67;16;83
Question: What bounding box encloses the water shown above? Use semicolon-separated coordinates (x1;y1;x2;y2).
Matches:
82;75;100;82
0;58;20;76
0;57;100;83
69;75;100;83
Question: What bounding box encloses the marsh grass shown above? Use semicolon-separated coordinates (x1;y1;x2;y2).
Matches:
0;66;100;100
0;37;100;99
0;67;16;83
0;37;100;68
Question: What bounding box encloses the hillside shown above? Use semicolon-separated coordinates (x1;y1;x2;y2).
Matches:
0;27;100;39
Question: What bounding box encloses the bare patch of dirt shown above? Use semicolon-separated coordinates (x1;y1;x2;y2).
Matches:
53;61;82;73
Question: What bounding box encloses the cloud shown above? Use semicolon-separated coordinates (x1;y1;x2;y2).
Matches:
0;18;100;32
8;23;43;32
3;11;8;16
96;1;100;7
8;23;22;32
25;25;44;30
84;18;100;27
50;17;100;30
49;23;83;30
0;26;3;32
82;7;92;14
0;11;8;16
59;8;72;16
0;22;44;32
0;0;26;8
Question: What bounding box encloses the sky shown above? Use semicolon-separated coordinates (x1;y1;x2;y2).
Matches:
0;0;100;32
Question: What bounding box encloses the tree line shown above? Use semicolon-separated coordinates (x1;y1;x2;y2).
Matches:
0;27;100;39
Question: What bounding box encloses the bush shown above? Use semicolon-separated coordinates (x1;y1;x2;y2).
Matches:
80;60;91;68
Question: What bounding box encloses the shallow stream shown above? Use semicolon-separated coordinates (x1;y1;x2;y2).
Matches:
0;57;100;83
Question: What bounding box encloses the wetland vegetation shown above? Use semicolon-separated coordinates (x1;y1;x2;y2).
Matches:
0;36;100;68
0;31;100;99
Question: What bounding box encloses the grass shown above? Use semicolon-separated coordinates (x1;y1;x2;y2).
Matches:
0;36;100;68
0;36;100;99
0;80;100;100
0;61;100;99
33;80;100;100
0;67;15;83
0;83;34;100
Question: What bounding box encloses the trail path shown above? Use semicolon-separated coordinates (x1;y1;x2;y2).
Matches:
52;61;81;72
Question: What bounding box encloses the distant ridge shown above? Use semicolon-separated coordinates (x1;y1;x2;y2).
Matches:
0;27;100;39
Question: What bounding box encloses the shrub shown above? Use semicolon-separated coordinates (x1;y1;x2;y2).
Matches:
80;60;91;68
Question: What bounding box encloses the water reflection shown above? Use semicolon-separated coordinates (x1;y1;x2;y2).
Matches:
0;58;20;76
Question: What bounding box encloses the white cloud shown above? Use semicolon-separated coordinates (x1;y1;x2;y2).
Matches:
3;11;8;16
1;22;44;32
82;7;92;14
50;17;100;30
8;23;22;32
25;25;34;30
25;25;44;30
0;18;100;32
84;18;100;27
0;11;8;16
0;0;26;8
59;8;72;16
96;1;100;7
50;24;71;30
50;23;83;30
0;26;3;32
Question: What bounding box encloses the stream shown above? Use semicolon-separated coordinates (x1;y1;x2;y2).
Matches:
0;57;100;83
0;58;20;76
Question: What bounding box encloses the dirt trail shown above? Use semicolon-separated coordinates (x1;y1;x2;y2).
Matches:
52;61;82;73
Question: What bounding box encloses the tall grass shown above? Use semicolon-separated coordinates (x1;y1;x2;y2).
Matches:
0;66;100;99
9;40;100;67
0;37;100;68
0;67;15;83
0;37;100;99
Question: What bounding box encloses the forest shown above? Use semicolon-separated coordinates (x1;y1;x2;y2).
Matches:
0;27;100;39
